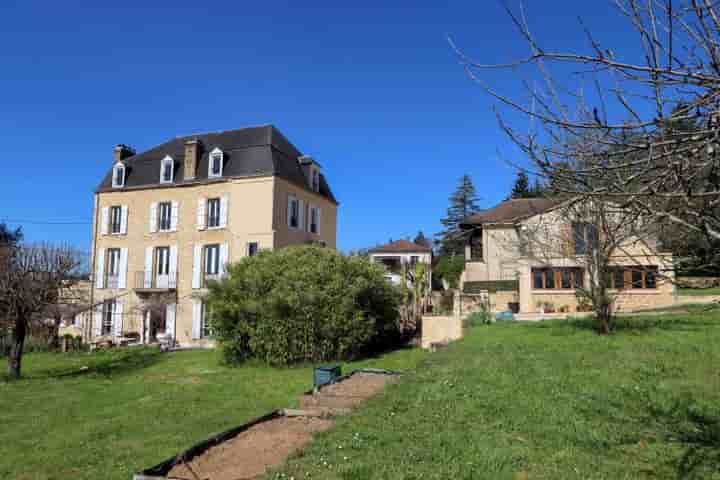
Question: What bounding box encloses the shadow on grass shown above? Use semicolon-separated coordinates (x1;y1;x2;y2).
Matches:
647;399;720;479
565;313;718;334
24;347;164;381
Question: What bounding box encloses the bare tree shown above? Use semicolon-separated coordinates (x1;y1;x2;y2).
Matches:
520;197;666;333
452;0;720;265
0;243;83;378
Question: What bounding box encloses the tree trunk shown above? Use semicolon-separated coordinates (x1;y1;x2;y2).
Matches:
8;317;26;379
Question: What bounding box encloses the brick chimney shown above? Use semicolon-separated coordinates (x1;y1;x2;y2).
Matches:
184;139;200;180
113;144;134;163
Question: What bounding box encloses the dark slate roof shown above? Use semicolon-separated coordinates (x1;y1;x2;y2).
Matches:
460;198;559;226
96;124;337;204
369;239;433;254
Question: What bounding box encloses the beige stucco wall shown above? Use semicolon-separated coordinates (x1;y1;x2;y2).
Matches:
421;315;463;349
91;174;337;346
272;177;338;250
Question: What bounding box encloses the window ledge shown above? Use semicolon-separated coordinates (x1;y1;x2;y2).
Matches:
532;289;578;294
205;226;225;231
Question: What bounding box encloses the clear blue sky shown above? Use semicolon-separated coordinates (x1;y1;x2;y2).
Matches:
0;1;641;253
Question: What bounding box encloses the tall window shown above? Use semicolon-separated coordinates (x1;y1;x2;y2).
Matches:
310;206;319;234
101;300;115;335
204;244;220;276
110;206;122;234
112;163;125;188
158;202;172;231
160;157;174;183
573;223;599;254
200;302;212;338
207;198;221;228
209;149;223;178
156;247;170;276
469;230;483;261
288;196;299;229
532;267;584;289
247;242;259;257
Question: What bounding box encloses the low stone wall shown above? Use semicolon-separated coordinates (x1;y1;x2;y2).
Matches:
421;315;463;350
677;276;720;288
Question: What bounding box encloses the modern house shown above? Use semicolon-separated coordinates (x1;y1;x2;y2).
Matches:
89;125;337;346
368;239;432;288
459;198;675;314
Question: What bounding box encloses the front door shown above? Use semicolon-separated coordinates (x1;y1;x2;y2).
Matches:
147;308;167;342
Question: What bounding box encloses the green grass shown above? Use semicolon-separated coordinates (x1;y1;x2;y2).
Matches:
679;287;720;296
273;309;720;480
0;346;426;480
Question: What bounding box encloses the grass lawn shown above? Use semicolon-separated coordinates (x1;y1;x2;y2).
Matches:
274;307;720;479
0;345;427;480
678;287;720;296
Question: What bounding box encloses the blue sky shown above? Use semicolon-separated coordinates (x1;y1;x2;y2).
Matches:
0;1;642;253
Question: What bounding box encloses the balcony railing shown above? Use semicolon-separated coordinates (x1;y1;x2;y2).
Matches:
133;271;177;290
106;275;120;289
202;273;221;287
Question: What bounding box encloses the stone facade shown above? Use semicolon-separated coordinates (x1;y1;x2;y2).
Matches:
90;175;337;346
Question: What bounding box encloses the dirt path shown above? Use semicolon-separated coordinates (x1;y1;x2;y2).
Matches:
165;371;398;480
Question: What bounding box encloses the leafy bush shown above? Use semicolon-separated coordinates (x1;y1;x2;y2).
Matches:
206;246;402;365
0;330;52;357
463;303;493;328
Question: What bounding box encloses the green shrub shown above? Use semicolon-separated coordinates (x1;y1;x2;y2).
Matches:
434;255;465;289
206;246;402;365
464;303;492;328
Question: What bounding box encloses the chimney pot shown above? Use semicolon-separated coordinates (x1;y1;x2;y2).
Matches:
184;139;200;180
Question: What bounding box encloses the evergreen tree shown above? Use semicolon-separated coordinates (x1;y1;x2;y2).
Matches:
413;231;430;248
437;175;480;256
509;171;531;199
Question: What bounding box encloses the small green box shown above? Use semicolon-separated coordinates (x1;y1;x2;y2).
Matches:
314;364;341;388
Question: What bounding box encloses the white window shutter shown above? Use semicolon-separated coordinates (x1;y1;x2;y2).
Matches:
170;201;179;231
100;207;109;236
120;205;128;234
298;199;305;231
118;248;128;289
113;301;123;337
149;202;158;233
93;306;102;338
287;195;293;227
192;244;202;289
144;246;153;288
191;300;202;340
95;248;105;289
317;207;322;235
169;245;178;285
220;193;229;228
166;303;176;340
219;242;229;277
197;198;206;231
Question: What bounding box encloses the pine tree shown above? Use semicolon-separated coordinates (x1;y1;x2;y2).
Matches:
437;175;480;256
509;171;532;199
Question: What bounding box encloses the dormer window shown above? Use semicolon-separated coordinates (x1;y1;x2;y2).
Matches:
160;156;174;184
209;148;223;178
311;169;320;192
112;163;126;188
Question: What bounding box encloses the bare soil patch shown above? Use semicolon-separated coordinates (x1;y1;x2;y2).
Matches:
164;371;398;480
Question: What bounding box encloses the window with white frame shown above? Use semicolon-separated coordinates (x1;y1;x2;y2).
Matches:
200;302;212;338
247;242;259;257
310;206;320;234
204;244;220;276
158;202;172;231
160;156;174;183
206;198;221;228
112;163;125;188
106;248;121;288
156;246;170;276
288;195;299;229
311;169;320;192
101;300;115;336
209;148;223;178
110;206;122;234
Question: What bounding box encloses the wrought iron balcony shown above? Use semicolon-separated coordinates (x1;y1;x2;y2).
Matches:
133;271;177;291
